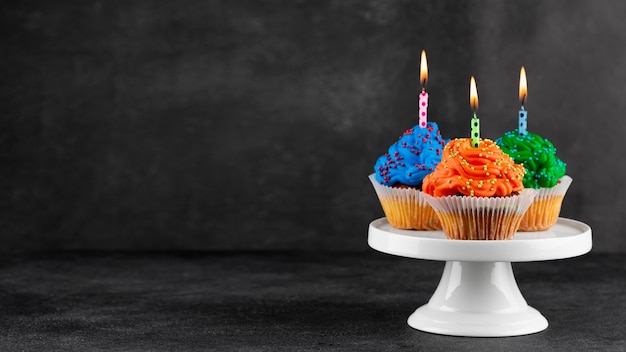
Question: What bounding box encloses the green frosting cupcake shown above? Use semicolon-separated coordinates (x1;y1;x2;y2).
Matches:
495;130;566;189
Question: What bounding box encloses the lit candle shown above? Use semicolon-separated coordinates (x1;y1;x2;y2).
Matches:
419;50;428;128
518;66;528;136
470;76;480;148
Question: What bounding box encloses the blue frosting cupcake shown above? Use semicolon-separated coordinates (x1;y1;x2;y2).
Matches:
370;122;449;230
374;122;448;187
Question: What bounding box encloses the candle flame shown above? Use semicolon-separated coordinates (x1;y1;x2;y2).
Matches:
420;50;428;88
519;66;527;106
470;76;478;111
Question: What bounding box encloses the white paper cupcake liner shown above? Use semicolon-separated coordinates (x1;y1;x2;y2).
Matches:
422;188;538;240
368;174;440;230
519;175;572;231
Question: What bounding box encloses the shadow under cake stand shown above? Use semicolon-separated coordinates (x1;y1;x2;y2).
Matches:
368;217;592;337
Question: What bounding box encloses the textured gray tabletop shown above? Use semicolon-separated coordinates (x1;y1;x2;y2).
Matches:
0;252;623;351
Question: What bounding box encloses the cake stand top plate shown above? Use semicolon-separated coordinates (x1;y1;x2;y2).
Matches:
368;217;592;262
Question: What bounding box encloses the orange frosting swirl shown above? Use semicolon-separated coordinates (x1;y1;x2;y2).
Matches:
422;138;526;197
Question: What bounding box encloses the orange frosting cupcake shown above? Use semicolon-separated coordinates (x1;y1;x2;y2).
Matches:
421;138;536;240
422;138;526;197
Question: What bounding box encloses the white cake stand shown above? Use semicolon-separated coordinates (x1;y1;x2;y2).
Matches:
368;217;592;337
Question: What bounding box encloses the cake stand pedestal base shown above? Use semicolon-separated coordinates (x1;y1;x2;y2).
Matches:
408;261;547;337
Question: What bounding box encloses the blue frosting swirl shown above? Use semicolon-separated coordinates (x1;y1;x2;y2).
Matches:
374;122;449;187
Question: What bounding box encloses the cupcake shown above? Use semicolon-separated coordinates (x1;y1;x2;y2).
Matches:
496;130;570;231
421;138;537;240
370;122;448;230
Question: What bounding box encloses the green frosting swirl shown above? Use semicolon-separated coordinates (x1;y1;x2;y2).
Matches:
495;130;566;189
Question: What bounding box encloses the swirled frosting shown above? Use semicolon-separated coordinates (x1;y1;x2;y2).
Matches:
374;122;448;187
422;138;526;197
495;130;566;188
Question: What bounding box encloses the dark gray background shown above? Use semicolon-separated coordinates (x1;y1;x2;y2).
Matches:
1;0;623;252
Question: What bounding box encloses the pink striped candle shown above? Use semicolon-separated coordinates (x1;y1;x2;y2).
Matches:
419;50;428;128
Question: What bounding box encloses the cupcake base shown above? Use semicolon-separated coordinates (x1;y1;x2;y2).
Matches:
423;189;537;240
519;196;565;232
436;211;525;240
369;174;441;230
518;176;572;232
378;198;441;230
